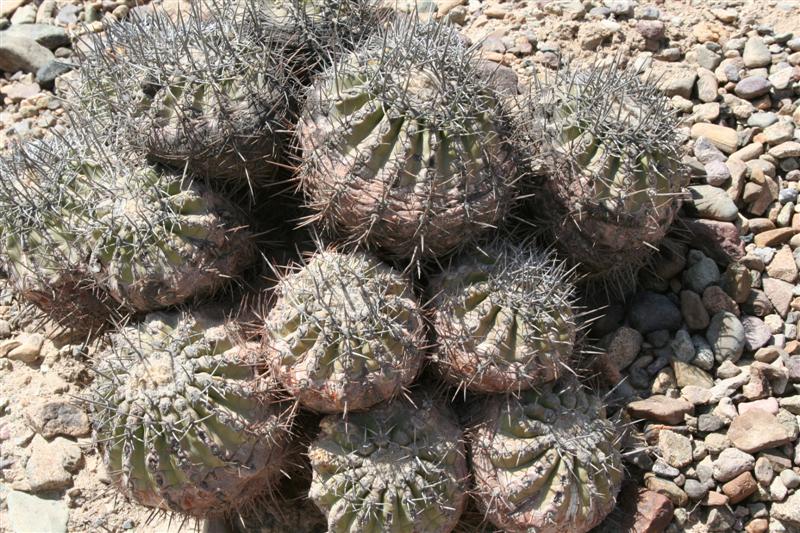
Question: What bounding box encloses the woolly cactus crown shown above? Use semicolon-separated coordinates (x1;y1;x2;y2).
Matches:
89;309;294;517
470;381;623;533
299;17;517;262
308;394;468;533
73;0;299;188
430;240;577;393
265;249;425;413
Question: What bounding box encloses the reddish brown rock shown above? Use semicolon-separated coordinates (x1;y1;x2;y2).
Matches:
702;285;739;316
766;246;799;283
722;471;758;504
728;409;791;453
680;218;745;264
621;487;675;533
703;491;729;506
628;395;694;425
754;227;796;247
762;277;794;317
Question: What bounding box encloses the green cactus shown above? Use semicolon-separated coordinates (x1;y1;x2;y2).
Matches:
429;240;577;393
264;250;425;413
518;60;685;294
89;309;294;517
308;394;468;533
86;159;257;312
0;139;115;334
0;133;256;324
73;0;300;188
470;381;623;533
298;17;517;262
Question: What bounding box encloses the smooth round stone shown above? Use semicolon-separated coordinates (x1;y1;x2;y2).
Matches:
734;76;772;99
748;112;778;128
780;187;799;203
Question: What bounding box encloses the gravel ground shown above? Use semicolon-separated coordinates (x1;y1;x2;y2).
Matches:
1;0;800;532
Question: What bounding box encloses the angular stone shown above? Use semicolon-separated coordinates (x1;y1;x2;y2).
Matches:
7;491;68;533
616;486;674;533
713;447;755;482
753;228;796;247
728;409;791;453
704;491;729;506
25;401;90;439
739;397;779;415
771;491;800;525
742;316;772;351
644;474;688;507
762;277;794;316
658;429;693;469
25;435;80;492
672;361;714;388
628;395;693;424
6;332;43;363
766;246;798;283
681;218;745;264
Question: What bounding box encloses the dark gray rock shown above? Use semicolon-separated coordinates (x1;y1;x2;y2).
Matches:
628;292;683;334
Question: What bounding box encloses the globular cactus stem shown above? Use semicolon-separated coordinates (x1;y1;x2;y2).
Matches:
517;58;686;295
88;309;295;518
264;249;425;413
298;16;517;263
308;394;468;533
429;240;578;393
0;131;257;321
470;381;623;533
73;0;301;189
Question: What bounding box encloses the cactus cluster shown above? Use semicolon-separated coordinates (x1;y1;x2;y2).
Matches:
470;381;623;533
0;0;688;529
264;250;425;413
88;309;293;517
298;17;517;262
430;240;577;393
517;60;686;294
308;394;468;533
